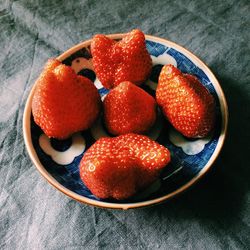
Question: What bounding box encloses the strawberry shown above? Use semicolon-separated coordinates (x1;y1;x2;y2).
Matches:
91;29;152;89
156;65;215;138
32;59;101;139
103;81;157;135
80;133;170;200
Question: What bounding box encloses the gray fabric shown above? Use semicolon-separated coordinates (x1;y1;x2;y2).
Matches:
0;0;249;249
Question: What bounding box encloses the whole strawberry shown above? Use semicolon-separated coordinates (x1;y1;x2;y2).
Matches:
80;134;170;200
103;81;157;135
91;29;152;89
156;65;215;138
32;59;101;139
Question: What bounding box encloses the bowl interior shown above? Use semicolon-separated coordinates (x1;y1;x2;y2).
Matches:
23;34;228;209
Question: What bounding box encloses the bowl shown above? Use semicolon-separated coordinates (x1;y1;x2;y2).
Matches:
23;33;228;209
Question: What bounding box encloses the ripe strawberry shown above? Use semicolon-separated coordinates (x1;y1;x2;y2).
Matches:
156;65;215;138
32;59;101;139
91;29;152;89
80;133;170;200
103;81;157;135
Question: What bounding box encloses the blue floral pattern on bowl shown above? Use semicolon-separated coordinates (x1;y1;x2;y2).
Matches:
30;39;222;203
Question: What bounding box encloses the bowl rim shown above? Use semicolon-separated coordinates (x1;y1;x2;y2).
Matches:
23;33;228;210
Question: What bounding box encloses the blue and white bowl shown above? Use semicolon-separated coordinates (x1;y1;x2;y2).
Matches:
23;34;228;209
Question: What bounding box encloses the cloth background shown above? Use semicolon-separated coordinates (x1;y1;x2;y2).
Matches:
0;0;249;249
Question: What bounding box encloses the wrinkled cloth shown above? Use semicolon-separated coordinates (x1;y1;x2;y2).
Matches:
0;0;249;249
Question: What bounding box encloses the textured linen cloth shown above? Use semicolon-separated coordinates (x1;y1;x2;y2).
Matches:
0;0;249;249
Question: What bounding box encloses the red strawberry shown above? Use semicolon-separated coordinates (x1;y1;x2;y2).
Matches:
80;133;170;200
32;59;101;139
91;29;152;89
156;65;215;138
103;81;157;135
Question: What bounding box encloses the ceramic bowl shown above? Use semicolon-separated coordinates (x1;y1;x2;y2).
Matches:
23;33;228;209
